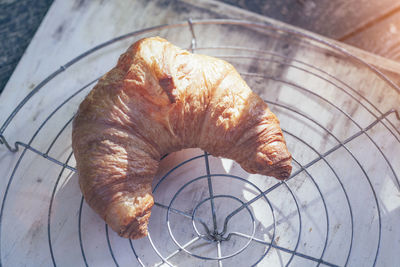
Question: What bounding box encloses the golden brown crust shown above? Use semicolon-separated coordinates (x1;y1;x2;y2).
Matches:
72;37;292;239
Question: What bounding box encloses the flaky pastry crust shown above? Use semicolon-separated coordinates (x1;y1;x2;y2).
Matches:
72;37;292;239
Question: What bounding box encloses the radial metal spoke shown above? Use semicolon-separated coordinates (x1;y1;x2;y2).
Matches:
0;136;77;171
155;202;211;236
222;108;398;227
204;152;218;232
228;232;340;267
267;100;400;191
0;76;100;173
320;109;399;157
219;181;281;235
154;236;201;267
165;175;262;261
217;241;223;267
188;21;218;234
16;141;76;171
155;202;192;219
1;74;99;150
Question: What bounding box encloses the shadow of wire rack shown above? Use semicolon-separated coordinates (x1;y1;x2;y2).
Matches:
0;19;400;267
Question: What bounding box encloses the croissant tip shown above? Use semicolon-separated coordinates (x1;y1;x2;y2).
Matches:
124;229;148;240
273;162;292;181
105;198;153;240
276;171;291;181
117;220;150;239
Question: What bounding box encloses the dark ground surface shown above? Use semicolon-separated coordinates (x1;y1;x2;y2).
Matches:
0;0;53;94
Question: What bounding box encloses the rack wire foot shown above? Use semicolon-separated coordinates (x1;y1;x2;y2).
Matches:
0;134;18;152
0;134;76;171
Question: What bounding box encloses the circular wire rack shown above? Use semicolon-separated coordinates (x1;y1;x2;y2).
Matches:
0;19;400;267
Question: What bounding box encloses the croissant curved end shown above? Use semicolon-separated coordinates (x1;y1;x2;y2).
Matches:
72;36;292;239
105;194;153;239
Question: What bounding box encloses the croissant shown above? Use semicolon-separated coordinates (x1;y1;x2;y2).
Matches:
72;37;292;239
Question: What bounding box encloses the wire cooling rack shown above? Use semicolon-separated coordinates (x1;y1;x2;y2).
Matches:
0;19;400;267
